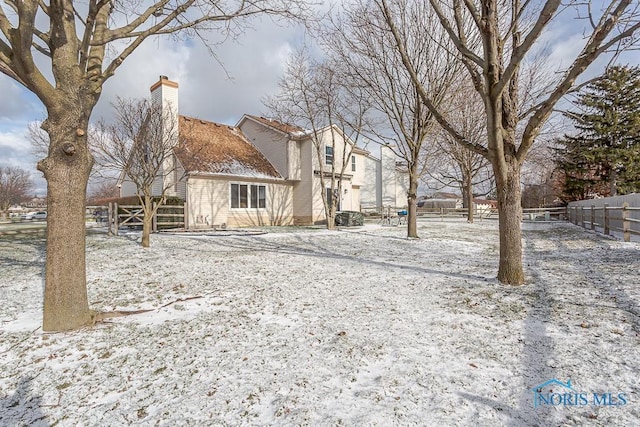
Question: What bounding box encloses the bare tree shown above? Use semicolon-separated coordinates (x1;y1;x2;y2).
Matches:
323;0;461;238
425;83;492;223
265;49;370;229
87;179;119;205
27;121;49;159
94;98;180;248
377;0;640;285
0;166;33;218
0;0;310;331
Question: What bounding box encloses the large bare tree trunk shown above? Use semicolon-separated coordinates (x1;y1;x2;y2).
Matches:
495;160;524;285
38;109;94;331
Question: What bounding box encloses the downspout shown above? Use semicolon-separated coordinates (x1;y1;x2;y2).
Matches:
184;176;190;230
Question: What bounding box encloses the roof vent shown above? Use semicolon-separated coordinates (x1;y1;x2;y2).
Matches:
160;75;168;80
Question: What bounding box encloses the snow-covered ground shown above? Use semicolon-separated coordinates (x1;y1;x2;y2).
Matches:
0;219;638;426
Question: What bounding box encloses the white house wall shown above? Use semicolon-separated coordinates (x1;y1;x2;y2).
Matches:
351;152;366;187
381;145;408;208
360;154;381;209
308;127;362;219
317;127;353;173
287;140;301;181
240;119;291;179
293;141;314;224
187;178;228;228
186;176;293;228
119;177;138;199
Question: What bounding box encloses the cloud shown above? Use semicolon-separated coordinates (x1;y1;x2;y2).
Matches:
0;127;47;195
0;17;304;196
92;19;303;126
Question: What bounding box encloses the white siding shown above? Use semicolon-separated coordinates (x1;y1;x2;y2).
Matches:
287;140;301;180
381;145;408;208
239;119;291;179
186;176;294;228
293;140;314;224
350;187;361;212
351;152;366;187
119;178;138;198
360;154;381;209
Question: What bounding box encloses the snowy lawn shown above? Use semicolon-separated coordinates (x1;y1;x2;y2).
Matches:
0;219;639;426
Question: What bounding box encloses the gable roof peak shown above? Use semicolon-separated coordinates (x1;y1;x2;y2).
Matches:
243;114;305;136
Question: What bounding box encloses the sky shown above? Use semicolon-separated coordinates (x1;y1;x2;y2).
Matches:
0;17;306;196
1;3;639;196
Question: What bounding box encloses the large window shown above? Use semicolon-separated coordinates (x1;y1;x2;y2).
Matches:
325;146;334;165
231;184;266;209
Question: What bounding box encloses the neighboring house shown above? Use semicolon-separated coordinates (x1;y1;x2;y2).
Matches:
355;145;410;210
418;198;462;210
121;76;407;228
473;198;497;215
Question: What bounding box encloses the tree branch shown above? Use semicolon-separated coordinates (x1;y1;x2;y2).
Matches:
517;0;640;163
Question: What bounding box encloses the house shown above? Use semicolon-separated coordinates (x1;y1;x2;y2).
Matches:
473;198;497;215
120;76;407;228
119;76;293;228
353;145;410;210
418;192;463;210
237;115;372;225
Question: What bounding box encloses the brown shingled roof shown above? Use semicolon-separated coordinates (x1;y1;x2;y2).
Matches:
246;115;305;136
175;116;282;179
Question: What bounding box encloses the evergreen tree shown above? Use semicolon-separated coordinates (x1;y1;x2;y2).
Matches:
556;65;640;201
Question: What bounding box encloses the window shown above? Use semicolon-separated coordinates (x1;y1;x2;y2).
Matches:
325;146;334;165
250;184;266;209
231;183;266;209
351;155;356;172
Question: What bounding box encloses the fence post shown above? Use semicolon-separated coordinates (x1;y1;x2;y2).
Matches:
107;203;113;236
591;205;596;230
622;202;630;242
183;202;188;230
114;202;119;236
603;204;610;236
152;202;158;233
568;206;572;223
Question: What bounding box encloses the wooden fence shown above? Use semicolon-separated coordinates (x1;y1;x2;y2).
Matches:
567;203;640;242
91;203;185;236
361;206;567;222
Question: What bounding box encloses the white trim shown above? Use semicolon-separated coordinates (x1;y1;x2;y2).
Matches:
229;182;268;210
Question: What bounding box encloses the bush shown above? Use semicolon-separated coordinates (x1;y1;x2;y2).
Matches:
335;211;364;227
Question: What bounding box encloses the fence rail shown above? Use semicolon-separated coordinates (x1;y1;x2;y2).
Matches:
361;206;567;222
567;202;639;242
89;202;185;236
